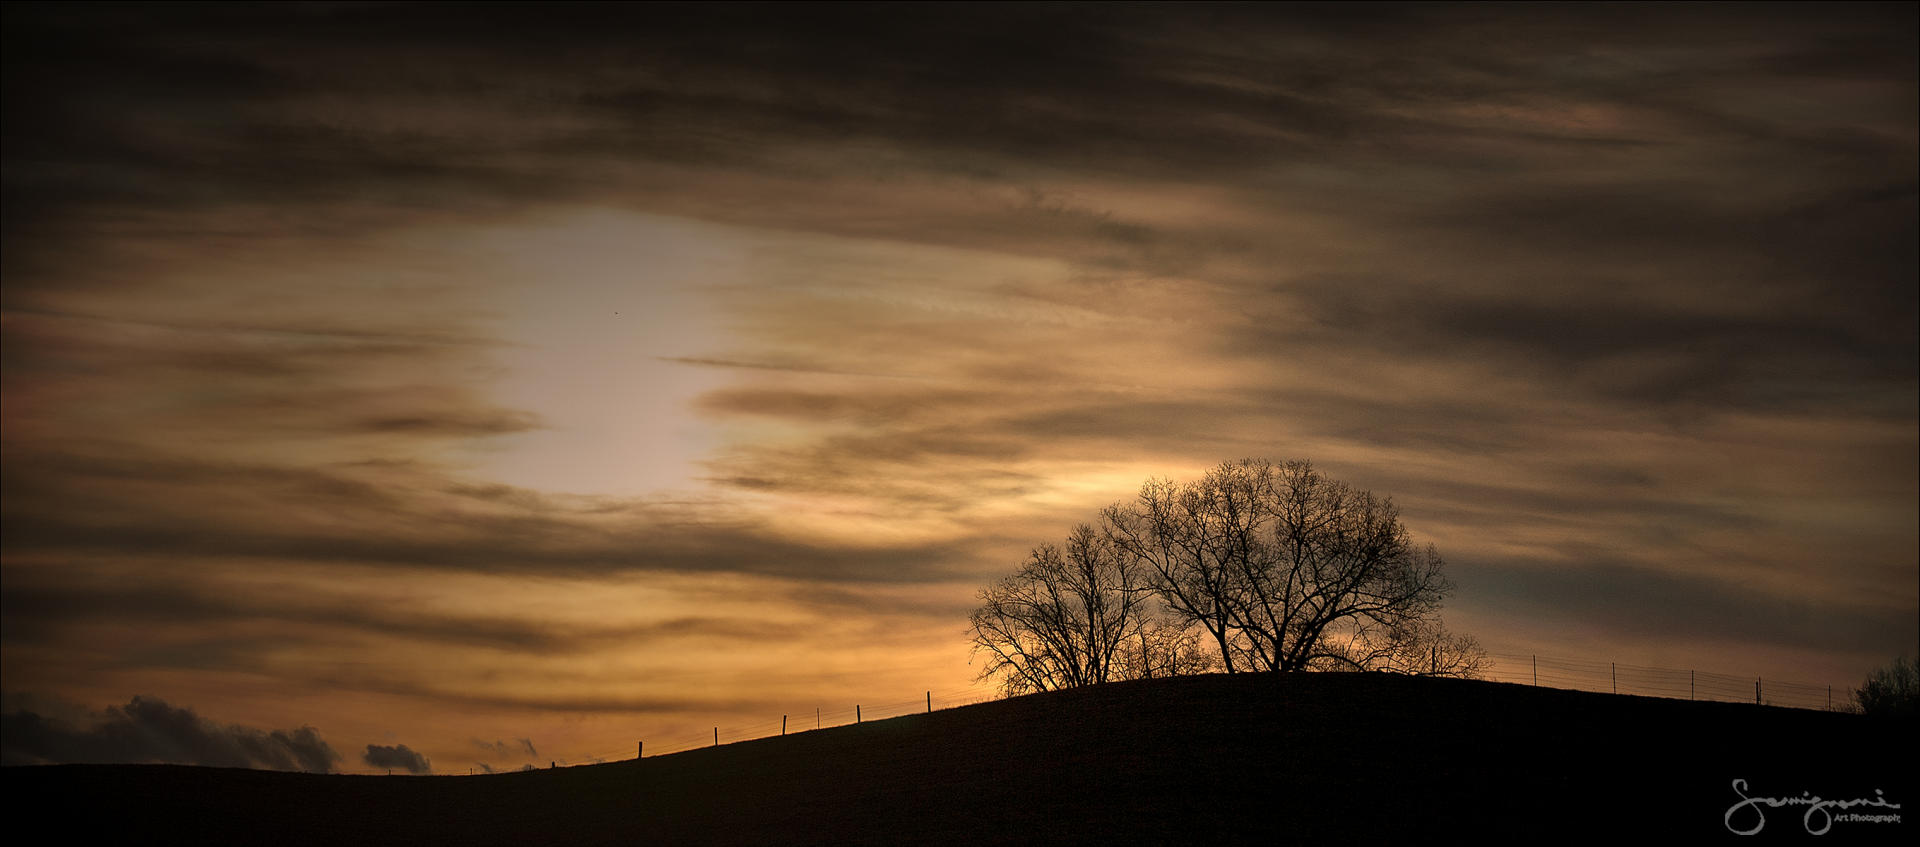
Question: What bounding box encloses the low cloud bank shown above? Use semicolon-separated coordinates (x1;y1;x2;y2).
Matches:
1;695;338;772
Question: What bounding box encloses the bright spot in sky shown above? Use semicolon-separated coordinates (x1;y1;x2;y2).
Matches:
446;211;747;496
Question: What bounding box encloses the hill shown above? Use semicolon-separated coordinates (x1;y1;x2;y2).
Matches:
5;672;1913;843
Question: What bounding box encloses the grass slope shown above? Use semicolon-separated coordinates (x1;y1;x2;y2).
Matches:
6;672;1913;844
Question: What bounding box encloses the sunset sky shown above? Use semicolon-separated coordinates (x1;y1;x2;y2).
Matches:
3;3;1914;774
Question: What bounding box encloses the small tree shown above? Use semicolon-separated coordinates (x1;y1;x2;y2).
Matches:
1854;656;1919;718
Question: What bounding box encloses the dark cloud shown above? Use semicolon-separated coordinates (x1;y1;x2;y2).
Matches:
662;356;915;379
696;387;991;425
0;309;532;444
1;696;338;772
1457;556;1914;658
351;410;539;437
0;448;974;582
362;743;430;775
1238;249;1915;419
5;4;1905;234
0;580;809;655
6;2;1910;425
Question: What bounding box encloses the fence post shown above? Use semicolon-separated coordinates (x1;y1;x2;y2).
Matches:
1612;662;1616;694
856;704;862;723
927;691;932;713
1532;655;1537;686
816;708;820;729
713;727;718;747
637;741;643;759
1755;678;1761;705
782;715;787;735
1690;670;1694;700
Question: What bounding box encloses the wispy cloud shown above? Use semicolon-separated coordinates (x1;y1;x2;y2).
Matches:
473;737;537;759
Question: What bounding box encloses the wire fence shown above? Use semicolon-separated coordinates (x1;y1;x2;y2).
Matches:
637;684;1001;759
471;684;1003;772
464;651;1856;773
1481;651;1851;712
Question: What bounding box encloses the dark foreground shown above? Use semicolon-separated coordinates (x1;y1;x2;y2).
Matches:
7;672;1914;844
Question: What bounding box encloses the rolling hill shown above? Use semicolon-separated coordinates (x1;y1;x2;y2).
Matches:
6;671;1912;843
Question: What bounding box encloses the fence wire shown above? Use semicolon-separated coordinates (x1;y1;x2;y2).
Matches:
1482;651;1848;712
617;684;1000;762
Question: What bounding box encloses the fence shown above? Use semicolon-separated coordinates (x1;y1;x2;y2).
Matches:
482;684;1002;771
629;684;1003;760
468;652;1855;772
1481;651;1849;712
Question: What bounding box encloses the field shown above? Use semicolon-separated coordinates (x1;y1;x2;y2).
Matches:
6;672;1912;844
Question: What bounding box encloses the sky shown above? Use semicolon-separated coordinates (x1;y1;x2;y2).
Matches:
2;2;1914;774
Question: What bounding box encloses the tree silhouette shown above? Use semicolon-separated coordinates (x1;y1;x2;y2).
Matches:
977;458;1483;686
1108;459;1482;676
968;524;1209;695
1101;476;1245;672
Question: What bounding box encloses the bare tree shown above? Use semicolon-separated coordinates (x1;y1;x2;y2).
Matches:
1112;615;1218;681
1339;615;1490;678
973;459;1482;693
1102;478;1247;673
969;524;1173;695
1105;459;1483;677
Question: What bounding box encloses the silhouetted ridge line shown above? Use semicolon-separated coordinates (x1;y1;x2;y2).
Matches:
8;672;1909;845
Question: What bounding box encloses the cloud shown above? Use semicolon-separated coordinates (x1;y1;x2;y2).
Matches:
1458;556;1915;657
363;743;431;774
473;737;537;759
0;695;338;771
1;448;977;583
0;579;812;655
7;3;1905;254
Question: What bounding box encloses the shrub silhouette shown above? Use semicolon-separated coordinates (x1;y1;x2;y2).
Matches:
1854;655;1918;718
